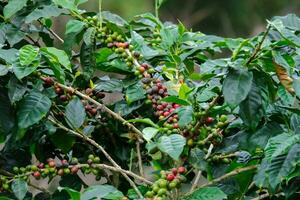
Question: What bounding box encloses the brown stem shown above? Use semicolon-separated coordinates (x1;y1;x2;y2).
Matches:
190;170;202;192
199;165;258;188
186;165;258;196
136;141;144;177
54;82;144;139
194;95;220;131
78;164;152;184
245;25;271;66
252;193;270;200
48;117;145;198
38;20;64;43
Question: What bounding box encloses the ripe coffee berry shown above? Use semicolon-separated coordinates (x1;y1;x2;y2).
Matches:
33;171;41;179
167;173;175;181
178;166;186;174
205;117;214;124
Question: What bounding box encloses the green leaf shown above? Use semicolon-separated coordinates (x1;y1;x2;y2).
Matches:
223;68;253;106
267;144;300;190
102;11;128;27
65;20;85;35
125;82;146;104
65;97;86;129
95;79;123;92
264;133;300;161
0;48;19;64
185;187;227;200
13;60;39;80
81;184;123;200
290;114;300;133
0;64;9;76
17;91;51;129
58;187;80;200
19;45;39;66
50;131;76;154
8;76;27;104
127;118;159;128
161;96;191;106
189;148;208;171
11;179;28;200
239;81;264;129
53;0;78;11
83;27;96;46
25;5;67;23
41;47;72;72
177;106;193;128
272;51;290;72
179;83;192;100
157;134;186;160
4;0;28;19
142;127;159;142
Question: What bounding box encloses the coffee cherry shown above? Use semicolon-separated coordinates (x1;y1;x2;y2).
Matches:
178;166;186;174
205;117;214;124
55;87;63;95
61;159;69;167
168;181;177;189
59;95;68;102
33;171;41;179
70;157;78;165
31;165;38;171
187;139;194;147
85;88;93;96
57;169;64;176
220;115;228;122
13;167;19;173
87;159;93;165
71;166;79;174
158;179;168;188
167;174;175;181
89;108;98;116
145;191;154;197
48;161;56;168
171;168;178;175
96;92;106;99
94;156;100;163
157;188;167;196
38;163;45;169
43;77;54;86
85;104;92;111
64;168;71;175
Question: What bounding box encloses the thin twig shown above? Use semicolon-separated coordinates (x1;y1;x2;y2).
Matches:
252;193;270;200
136;141;144;177
199;165;258;188
246;25;271;66
78;164;152;184
53;82;144;139
205;144;214;159
48;117;145;198
190;170;202;192
38;20;64;43
186;165;258;196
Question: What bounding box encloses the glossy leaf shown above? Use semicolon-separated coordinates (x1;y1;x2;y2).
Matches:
185;187;227;200
81;184;123;200
11;179;28;200
65;97;86;129
157;134;186;160
142;127;159;142
223;68;253;106
4;0;28;19
17;92;51;129
19;45;39;66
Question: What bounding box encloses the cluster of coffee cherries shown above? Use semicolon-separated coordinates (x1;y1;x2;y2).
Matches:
83;15;155;78
149;28;161;47
0;155;103;192
145;167;187;200
82;87;105;116
0;176;10;192
42;77;71;102
143;79;181;134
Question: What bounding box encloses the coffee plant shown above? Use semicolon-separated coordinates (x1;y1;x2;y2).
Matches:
0;0;300;199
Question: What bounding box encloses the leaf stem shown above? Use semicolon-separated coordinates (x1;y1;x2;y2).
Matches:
48;117;145;198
